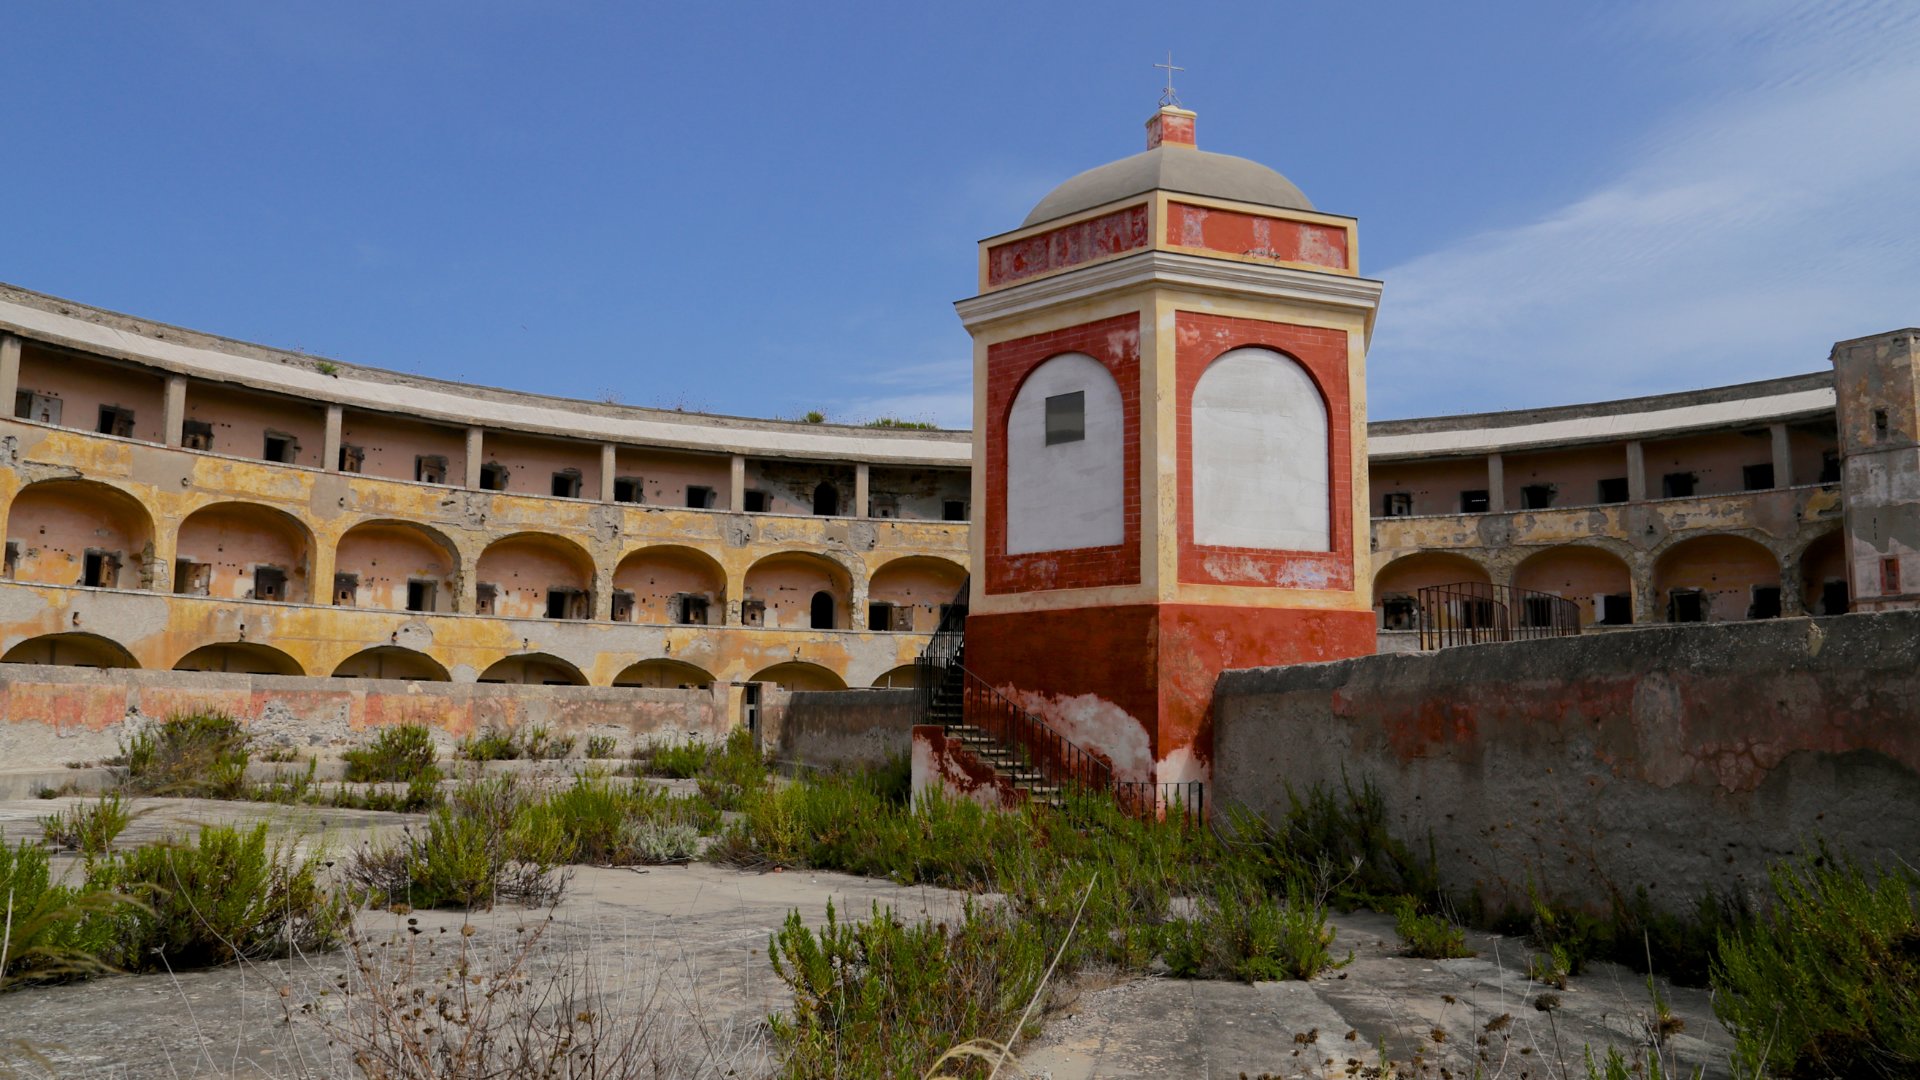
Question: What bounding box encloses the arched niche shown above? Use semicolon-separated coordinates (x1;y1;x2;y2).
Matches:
612;658;716;689
173;641;305;676
1;632;140;668
612;545;726;625
871;664;924;689
1798;530;1849;616
477;653;589;686
333;520;458;612
174;502;314;603
742;552;851;631
1654;534;1781;623
1191;348;1329;551
1371;551;1492;631
474;533;595;620
1006;352;1124;555
331;646;451;681
4;479;155;589
748;661;847;692
867;556;966;633
1513;546;1634;626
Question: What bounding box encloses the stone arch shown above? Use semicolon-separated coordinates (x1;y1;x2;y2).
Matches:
1372;551;1492;630
173;641;305;676
1;632;140;668
1653;533;1781;623
868;555;966;633
743;551;852;631
749;661;847;691
331;646;451;681
1796;527;1849;616
871;664;924;689
474;533;596;620
3;478;156;589
1192;347;1330;551
1512;545;1635;626
612;544;726;625
174;501;314;603
478;652;589;685
1006;352;1125;555
613;658;716;688
333;519;459;613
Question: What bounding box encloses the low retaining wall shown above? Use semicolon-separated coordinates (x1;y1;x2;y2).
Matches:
0;663;725;766
769;688;918;771
1213;613;1920;914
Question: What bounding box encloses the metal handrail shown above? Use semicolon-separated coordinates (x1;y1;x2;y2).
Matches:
1414;581;1581;650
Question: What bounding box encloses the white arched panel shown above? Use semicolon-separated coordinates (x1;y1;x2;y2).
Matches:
1006;352;1125;555
1192;348;1330;551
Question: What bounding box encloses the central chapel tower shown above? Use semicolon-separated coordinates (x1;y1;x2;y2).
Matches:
954;103;1384;791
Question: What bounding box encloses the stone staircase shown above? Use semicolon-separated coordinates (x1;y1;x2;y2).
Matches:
924;644;1065;809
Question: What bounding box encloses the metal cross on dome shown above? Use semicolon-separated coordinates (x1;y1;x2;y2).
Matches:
1155;52;1184;107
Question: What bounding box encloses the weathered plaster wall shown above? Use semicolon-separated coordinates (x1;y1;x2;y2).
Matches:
1373;457;1492;517
1642;430;1773;497
612;546;724;624
17;344;167;443
474;534;593;619
910;724;1023;812
186;382;327;469
1213;613;1920;914
1004;351;1126;556
334;522;457;611
614;448;731;508
1501;445;1629;511
175;503;313;603
867;556;966;632
482;431;601;498
339;412;468;483
769;688;917;771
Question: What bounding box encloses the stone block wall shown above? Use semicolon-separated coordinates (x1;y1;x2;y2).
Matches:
767;687;918;772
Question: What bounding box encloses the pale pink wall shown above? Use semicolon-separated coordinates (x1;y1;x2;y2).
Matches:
1370;457;1492;516
474;536;592;619
4;482;153;587
14;345;167;443
185;383;327;468
612;546;724;623
339;411;468;483
481;432;601;498
615;448;732;508
870;468;971;521
1373;552;1492;620
478;654;587;685
174;504;313;602
1654;535;1780;621
743;555;848;629
1798;530;1848;608
1512;546;1633;625
1503;445;1632;510
1643;431;1774;497
613;658;716;688
334;523;456;611
868;557;965;631
1788;426;1838;485
749;661;846;691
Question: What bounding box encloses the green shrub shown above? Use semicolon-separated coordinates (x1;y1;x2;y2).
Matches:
1713;851;1920;1079
1395;898;1474;959
40;793;132;858
342;724;441;783
584;734;619;759
348;776;569;909
456;727;520;762
120;712;251;797
90;822;349;970
636;737;709;778
1161;873;1343;983
0;841;124;989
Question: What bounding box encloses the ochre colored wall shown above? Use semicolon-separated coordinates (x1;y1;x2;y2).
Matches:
175;504;313;603
4;481;154;587
612;546;725;624
474;535;593;619
1512;546;1633;625
482;431;601;498
868;556;966;631
743;554;848;630
333;522;457;611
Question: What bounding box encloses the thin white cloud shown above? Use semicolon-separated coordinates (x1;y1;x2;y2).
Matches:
1370;0;1920;419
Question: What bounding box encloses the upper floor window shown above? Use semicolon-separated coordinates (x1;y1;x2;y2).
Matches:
96;405;135;438
1044;391;1085;445
686;485;715;509
415;455;448;484
550;469;582;499
744;490;770;513
1597;477;1629;504
1741;463;1775;491
182;420;214;451
478;462;509;491
1820;451;1841;485
1382;493;1413;517
812;482;839;516
15;392;61;425
1662;472;1697;499
263;432;298;464
338;445;365;473
1519;484;1555;510
612;477;644;504
942;499;968;522
1459;489;1490;513
1874;409;1890;441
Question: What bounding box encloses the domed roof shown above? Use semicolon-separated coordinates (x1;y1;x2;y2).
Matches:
1023;144;1314;228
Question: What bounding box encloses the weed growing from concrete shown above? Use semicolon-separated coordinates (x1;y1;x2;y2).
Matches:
456;723;574;762
347;775;574;910
118;711;251;797
342;723;442;783
0;841;127;989
1393;897;1474;959
584;734;619;759
38;793;132;858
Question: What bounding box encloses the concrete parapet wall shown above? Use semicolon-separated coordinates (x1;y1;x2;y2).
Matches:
768;688;917;771
1213;612;1920;914
0;663;724;766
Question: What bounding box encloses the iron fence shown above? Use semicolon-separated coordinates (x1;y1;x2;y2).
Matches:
1112;780;1207;824
1415;581;1581;650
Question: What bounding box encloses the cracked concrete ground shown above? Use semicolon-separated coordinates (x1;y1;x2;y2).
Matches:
0;798;1736;1079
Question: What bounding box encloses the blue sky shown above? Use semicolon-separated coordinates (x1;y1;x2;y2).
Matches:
5;1;1915;427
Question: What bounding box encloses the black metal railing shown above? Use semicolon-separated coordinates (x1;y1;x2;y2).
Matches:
1415;581;1581;650
958;667;1114;792
1113;780;1206;824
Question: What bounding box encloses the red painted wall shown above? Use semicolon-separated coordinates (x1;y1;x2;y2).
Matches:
1166;202;1349;270
987;205;1151;287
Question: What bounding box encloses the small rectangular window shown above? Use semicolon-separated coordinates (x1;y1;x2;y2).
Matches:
868;603;893;632
96;405;135;437
743;490;770;513
182;420;214;451
406;580;435;613
338;445;365;473
1382;493;1413;517
253;566;287;601
1819;451;1841;485
1598;593;1632;625
478;463;509;491
612;477;643;504
82;551;110;588
333;573;359;607
1381;596;1418;631
1459;489;1490;513
545;588;586;619
1668;590;1706;623
1597;477;1630;504
611;590;635;622
1749;586;1782;620
943;499;967;522
1741;463;1774;491
2;540;17;580
1661;472;1697;499
263;433;296;464
475;583;498;615
741;599;766;627
678;595;709;626
1521;595;1558;627
16;392;62;425
415;455;448;484
1519;484;1556;510
1819;579;1850;615
550;470;582;498
686;485;714;509
1874;409;1890;441
175;559;210;596
1044;391;1085;446
1881;557;1902;595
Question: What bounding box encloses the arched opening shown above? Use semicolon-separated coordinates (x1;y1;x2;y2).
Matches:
867;556;966;633
331;646;451;681
1192;347;1330;551
872;664;924;689
173;642;304;676
1654;534;1781;623
1;632;139;668
748;661;847;692
478;653;589;686
613;658;716;689
1798;530;1849;616
809;591;835;629
333;520;458;613
1006;352;1125;555
3;479;155;589
812;481;839;517
173;502;314;603
1372;551;1491;631
611;545;725;625
1513;546;1635;626
474;533;595;620
742;552;851;631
